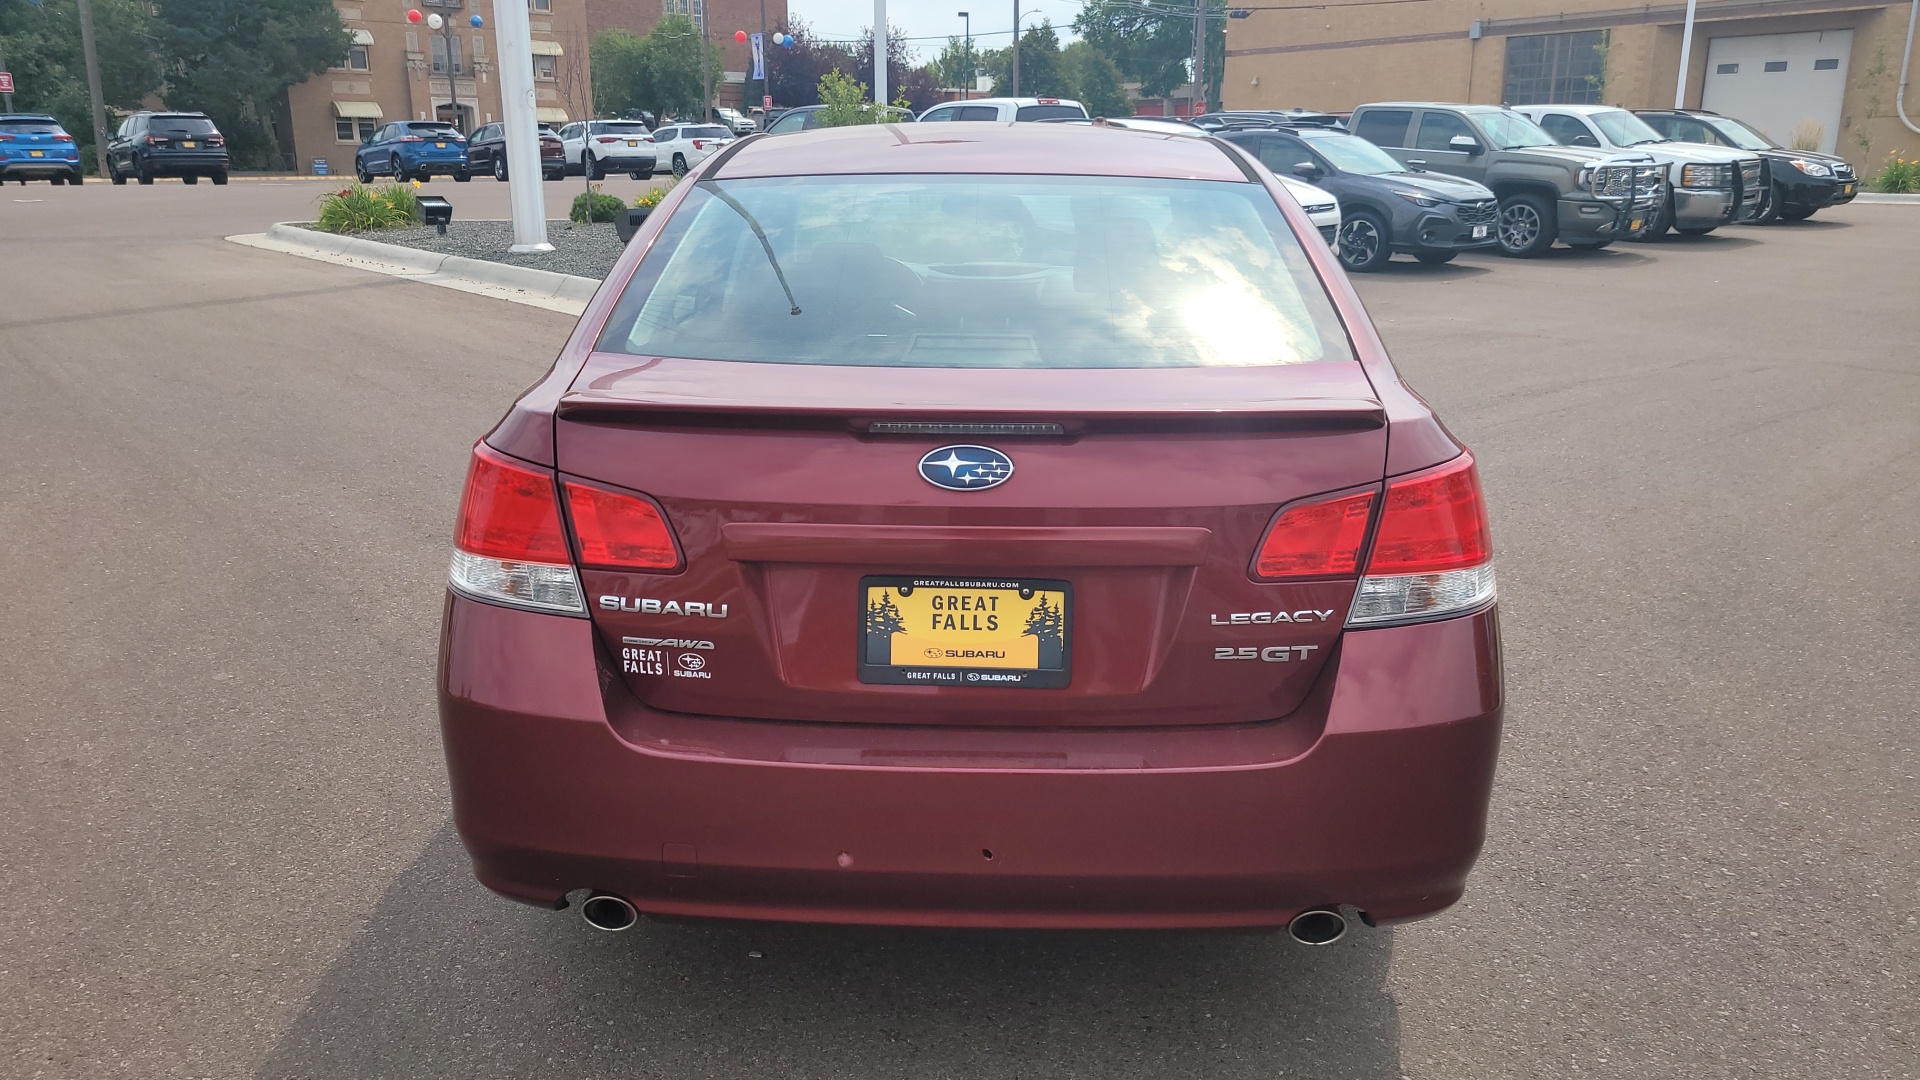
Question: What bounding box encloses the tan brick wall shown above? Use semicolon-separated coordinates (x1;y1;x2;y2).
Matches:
287;0;593;177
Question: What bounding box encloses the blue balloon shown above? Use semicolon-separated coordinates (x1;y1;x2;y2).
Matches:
469;13;483;26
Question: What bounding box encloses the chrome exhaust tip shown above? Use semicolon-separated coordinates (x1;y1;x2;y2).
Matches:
580;892;639;932
1287;907;1347;946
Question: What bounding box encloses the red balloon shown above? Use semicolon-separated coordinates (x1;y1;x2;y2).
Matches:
735;29;747;42
406;8;422;21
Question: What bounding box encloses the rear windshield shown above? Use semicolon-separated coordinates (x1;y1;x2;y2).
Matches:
596;175;1352;369
408;122;462;138
681;125;730;139
0;119;64;134
596;122;650;134
1017;104;1087;122
151;116;217;134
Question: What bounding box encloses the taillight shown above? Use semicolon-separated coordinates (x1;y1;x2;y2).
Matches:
692;139;707;150
206;135;224;146
447;443;585;615
0;134;13;142
400;135;425;142
144;135;164;145
55;134;76;143
1346;452;1495;627
563;482;681;571
596;135;620;143
1253;489;1375;580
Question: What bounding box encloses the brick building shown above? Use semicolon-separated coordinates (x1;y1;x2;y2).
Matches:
1222;0;1920;161
585;0;789;111
285;0;595;178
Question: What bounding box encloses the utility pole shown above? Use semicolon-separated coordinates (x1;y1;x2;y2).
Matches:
1191;0;1207;115
1011;0;1019;95
0;38;14;113
701;5;712;123
1673;0;1699;108
873;0;886;108
757;0;768;114
493;0;551;251
75;0;111;176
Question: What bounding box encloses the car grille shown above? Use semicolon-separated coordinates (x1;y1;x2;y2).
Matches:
1458;199;1498;226
1832;161;1856;182
1591;167;1634;199
1318;224;1337;244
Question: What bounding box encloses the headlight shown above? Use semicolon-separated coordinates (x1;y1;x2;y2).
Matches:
1790;158;1833;177
1394;189;1441;207
1679;163;1730;187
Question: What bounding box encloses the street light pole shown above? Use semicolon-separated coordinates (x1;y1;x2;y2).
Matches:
1011;0;1019;96
492;0;551;251
873;0;887;108
1673;0;1699;108
958;11;970;100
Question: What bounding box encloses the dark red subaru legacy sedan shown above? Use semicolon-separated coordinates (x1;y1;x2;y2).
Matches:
438;123;1501;942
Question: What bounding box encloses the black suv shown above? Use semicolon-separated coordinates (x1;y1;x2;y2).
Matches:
107;112;229;185
1634;109;1856;222
1223;125;1500;270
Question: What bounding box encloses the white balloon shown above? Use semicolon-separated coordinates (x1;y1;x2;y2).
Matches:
426;13;443;28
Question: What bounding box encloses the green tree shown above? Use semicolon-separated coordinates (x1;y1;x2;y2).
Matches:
590;29;649;117
985;20;1068;98
928;36;979;91
0;0;162;165
630;14;722;122
1059;42;1129;117
814;69;902;126
1074;0;1221;103
153;0;350;169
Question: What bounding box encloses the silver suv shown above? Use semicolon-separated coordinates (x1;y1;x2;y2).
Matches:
1512;105;1765;237
917;98;1088;123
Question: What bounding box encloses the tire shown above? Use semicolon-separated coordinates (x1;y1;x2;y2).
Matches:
391;155;406;182
356;159;374;184
110;161;126;185
1496;193;1556;257
69;171;83;185
586;153;605;180
672;153;688;178
454;170;471;182
1336;210;1391;272
183;174;198;185
137;163;154;185
1750;183;1781;224
1413;250;1457;265
50;174;65;185
1780;206;1816;221
1566;239;1612;251
493;156;508;181
629;170;645;180
1631;197;1672;241
1676;225;1716;236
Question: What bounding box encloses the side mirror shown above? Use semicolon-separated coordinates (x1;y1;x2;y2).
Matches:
1570;134;1600;148
1449;134;1482;155
1291;161;1325;180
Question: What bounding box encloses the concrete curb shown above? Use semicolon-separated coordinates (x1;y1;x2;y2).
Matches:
226;222;601;315
1852;192;1920;204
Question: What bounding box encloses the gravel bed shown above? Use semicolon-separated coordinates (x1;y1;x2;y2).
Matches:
362;218;626;279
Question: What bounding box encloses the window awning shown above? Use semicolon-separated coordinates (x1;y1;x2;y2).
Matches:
536;107;569;123
349;28;374;45
331;100;384;119
530;38;564;55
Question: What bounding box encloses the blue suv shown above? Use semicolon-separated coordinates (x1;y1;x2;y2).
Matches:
1;114;84;185
354;121;471;183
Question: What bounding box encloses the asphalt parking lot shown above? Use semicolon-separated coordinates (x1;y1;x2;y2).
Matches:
1;180;1916;1080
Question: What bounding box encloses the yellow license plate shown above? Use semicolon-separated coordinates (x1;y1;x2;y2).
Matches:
181;141;196;148
29;150;44;157
627;139;639;147
435;141;446;148
1841;183;1855;196
1629;218;1645;231
859;576;1071;688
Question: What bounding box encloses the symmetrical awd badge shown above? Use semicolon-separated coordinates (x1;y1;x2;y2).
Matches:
919;445;1014;491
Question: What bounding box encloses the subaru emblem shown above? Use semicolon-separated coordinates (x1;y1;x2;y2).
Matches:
918;445;1015;491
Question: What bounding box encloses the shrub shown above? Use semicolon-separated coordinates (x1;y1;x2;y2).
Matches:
1788;120;1825;152
1869;151;1920;194
571;184;627;223
634;177;677;210
314;182;422;233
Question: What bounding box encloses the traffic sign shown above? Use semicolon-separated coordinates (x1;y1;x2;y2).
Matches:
763;94;772;109
0;72;15;95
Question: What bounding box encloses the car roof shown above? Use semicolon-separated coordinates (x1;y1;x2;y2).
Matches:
0;113;61;122
714;123;1248;181
1512;104;1625;115
1358;102;1505;113
930;97;1084;108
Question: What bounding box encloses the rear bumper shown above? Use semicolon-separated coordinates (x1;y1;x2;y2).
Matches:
411;157;469;175
593;151;658;169
141;152;228;174
438;594;1504;929
0;158;81;177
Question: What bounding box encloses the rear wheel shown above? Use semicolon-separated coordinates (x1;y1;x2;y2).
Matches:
1413;250;1457;265
1496;193;1555;257
629;170;645;180
137;163;154;185
586;153;606;180
672;152;688;178
493;156;508;181
391;155;406;182
1336;210;1391;272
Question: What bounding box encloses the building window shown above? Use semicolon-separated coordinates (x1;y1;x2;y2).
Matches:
335;117;376;142
346;44;370;70
1502;30;1608;105
1813;58;1839;70
431;35;465;74
533;54;556;79
1716;62;1738;74
1763;60;1787;72
529;0;552;11
664;0;704;26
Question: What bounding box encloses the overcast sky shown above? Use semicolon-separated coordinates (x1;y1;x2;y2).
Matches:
788;0;1085;63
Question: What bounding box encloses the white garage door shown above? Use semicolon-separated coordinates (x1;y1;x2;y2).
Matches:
1701;29;1852;154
